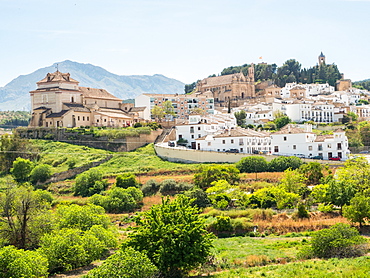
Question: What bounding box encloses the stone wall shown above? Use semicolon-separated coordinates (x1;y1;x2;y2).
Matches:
16;127;162;152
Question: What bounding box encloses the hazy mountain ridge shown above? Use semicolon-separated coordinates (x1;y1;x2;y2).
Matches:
0;60;185;111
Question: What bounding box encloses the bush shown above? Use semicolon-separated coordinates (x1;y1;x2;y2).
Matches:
74;169;107;197
83;247;158;278
0;246;48;278
184;188;211;208
29;164;52;185
115;173;139;189
304;223;368;259
10;157;33;182
141;179;160;196
40;228;106;273
159;179;193;195
236;156;268;173
194;165;240;189
268;156;303;172
56;204;111;231
89;187;143;213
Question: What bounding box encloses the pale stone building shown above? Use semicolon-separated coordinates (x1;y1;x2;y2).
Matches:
194;64;256;106
29;71;134;128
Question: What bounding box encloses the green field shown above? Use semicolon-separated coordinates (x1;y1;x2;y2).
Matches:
211;256;370;278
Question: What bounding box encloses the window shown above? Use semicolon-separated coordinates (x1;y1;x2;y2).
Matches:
308;146;313;151
87;117;89;121
190;127;194;133
198;134;201;138
222;140;226;144
208;142;211;146
78;116;80;121
327;144;331;148
231;139;234;144
284;136;287;141
198;127;201;130
239;139;244;146
274;146;279;152
82;116;85;121
318;144;323;151
293;145;296;150
191;135;194;139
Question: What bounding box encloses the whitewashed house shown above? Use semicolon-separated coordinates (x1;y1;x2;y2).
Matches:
270;124;349;160
195;128;271;154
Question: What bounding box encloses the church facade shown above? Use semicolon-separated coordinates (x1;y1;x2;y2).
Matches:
29;71;134;128
194;64;256;106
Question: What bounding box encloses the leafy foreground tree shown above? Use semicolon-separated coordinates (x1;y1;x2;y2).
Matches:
299;223;368;259
126;195;214;277
0;184;53;249
0;245;48;278
343;194;370;228
83;247;158;278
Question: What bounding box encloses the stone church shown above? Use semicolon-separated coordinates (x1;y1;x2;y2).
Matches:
29;71;135;128
194;63;256;106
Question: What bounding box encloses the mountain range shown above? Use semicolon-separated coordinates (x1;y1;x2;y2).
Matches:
0;60;185;111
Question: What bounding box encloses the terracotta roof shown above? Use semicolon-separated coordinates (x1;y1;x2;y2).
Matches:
80;87;122;101
37;71;79;84
272;124;312;135
214;128;269;138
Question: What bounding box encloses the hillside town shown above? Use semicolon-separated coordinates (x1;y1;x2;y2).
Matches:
27;52;366;161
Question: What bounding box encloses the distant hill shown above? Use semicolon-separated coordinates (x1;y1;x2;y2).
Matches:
353;79;370;91
0;60;185;111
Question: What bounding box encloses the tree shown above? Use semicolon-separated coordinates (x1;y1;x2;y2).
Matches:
234;110;246;126
184;82;197;94
10;157;33;182
193;165;240;189
74;169;108;197
268;156;303;172
0;184;52;249
151;105;164;121
274;115;291;129
279;169;307;196
236;156;268;173
56;204;110;231
307;223;367;258
29;164;52;186
83;247;158;278
298;162;325;185
163;101;176;120
0;246;48;278
343;194;370;228
184;188;211;208
326;180;357;213
115;173;139;189
126;195;213;277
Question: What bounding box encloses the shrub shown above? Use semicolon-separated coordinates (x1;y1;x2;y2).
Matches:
29;164;52;186
115;173;139;189
74;169;107;197
89;187;143;213
10;157;33;182
83;247;158;278
40;228;106;273
305;223;368;258
56;204;110;231
194;165;240;189
236;156;268;173
184;188;211;208
0;246;48;278
141;179;160;196
268;156;303;172
159;179;193;195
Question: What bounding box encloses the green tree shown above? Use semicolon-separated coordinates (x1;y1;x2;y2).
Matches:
343;194;370;228
74;169;108;197
56;204;110;231
29;164;52;186
151;105;165;121
279;168;307;196
184;82;197;94
298;162;325;185
307;223;368;258
115;173;139;189
268;156;303;172
0;184;52;249
163;100;176;120
326;180;357;213
184;188;211;208
274;115;291;129
40;228;106;273
126;195;213;277
10;157;33;182
83;247;158;278
193;165;240;189
0;246;48;278
236;156;268;173
234;110;246;126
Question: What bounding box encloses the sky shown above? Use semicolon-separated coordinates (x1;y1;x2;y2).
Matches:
1;0;370;87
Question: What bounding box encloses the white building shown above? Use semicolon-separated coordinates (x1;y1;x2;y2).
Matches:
135;92;214;120
271;124;349;160
195;128;271;154
281;82;334;98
